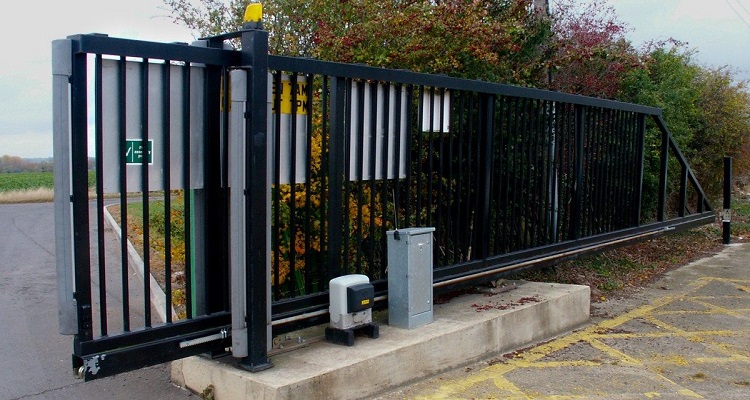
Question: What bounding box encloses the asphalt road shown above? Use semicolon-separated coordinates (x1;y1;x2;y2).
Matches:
0;202;194;400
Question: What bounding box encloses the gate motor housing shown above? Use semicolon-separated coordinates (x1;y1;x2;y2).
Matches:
325;274;379;346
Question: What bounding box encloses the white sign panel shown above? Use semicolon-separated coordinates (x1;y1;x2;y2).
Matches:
348;82;408;181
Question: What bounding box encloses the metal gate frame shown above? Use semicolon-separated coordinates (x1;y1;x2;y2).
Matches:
55;16;716;381
53;26;272;380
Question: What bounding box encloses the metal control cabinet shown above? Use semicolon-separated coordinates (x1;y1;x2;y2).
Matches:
387;227;435;329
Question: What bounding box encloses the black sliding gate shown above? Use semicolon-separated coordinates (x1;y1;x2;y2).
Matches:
54;26;714;380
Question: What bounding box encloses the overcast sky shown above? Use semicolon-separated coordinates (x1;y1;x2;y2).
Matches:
1;0;749;158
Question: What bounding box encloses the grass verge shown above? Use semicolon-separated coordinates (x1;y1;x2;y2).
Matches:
0;187;55;203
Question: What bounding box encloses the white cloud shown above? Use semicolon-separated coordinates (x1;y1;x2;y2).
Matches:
0;0;195;158
609;0;750;82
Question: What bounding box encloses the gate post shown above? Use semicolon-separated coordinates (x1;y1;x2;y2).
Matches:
723;156;732;245
239;3;273;372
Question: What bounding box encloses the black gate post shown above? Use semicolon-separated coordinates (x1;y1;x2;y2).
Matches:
240;4;273;372
723;156;732;245
70;40;94;351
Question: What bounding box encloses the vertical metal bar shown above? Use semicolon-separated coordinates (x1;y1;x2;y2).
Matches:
367;83;377;274
502;97;513;251
615;110;629;229
657;118;669;222
522;99;533;247
679;165;688;217
94;54;108;336
476;93;494;259
628;113;640;225
558;105;570;241
289;74;299;294
530;100;542;247
467;93;479;253
723;156;732;244
118;56;131;330
605;109;618;232
447;91;456;259
328;76;346;280
355;81;366;274
379;83;390;277
405;85;414;231
547;101;558;243
427;87;435;228
571;105;585;240
162;61;173;324
70;47;93;344
582;108;594;236
240;26;272;372
272;72;281;299
435;88;446;248
343;79;353;273
416;86;425;227
455;92;466;259
632;114;645;226
140;59;151;328
591;108;606;234
509;97;520;250
319;76;329;284
182;64;193;319
304;73;314;295
547;102;559;244
492;96;504;253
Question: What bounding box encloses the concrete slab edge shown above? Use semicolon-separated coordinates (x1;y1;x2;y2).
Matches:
173;283;590;400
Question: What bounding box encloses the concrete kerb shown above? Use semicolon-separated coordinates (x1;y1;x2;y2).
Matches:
172;281;591;400
103;204;175;323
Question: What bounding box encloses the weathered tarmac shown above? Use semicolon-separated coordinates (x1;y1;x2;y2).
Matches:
377;243;750;399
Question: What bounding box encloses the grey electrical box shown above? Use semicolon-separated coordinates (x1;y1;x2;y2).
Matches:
387;227;435;329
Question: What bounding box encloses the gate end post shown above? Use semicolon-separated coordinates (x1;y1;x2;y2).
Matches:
238;2;273;373
723;156;732;245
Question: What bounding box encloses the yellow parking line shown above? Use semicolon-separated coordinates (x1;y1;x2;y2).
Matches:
412;276;750;399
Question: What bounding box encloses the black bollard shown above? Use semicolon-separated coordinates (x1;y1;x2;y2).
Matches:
723;156;732;245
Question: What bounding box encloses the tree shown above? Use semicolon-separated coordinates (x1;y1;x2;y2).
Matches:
692;67;750;197
620;44;750;205
163;0;554;85
547;0;640;98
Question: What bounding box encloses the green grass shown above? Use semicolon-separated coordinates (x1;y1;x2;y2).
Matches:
0;171;95;192
731;198;750;237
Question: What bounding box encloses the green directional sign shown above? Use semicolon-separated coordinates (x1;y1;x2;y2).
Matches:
125;139;153;165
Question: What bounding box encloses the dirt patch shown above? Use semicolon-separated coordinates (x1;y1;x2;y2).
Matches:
518;224;730;303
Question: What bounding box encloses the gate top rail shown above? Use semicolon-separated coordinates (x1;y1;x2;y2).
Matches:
268;55;662;115
69;33;242;65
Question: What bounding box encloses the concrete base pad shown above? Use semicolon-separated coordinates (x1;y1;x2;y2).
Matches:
171;281;590;400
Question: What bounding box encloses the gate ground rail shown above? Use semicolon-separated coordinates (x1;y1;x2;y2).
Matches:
53;5;714;381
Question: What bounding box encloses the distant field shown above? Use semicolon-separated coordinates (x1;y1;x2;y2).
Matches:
0;171;95;192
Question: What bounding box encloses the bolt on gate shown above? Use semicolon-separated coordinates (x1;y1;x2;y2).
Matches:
54;4;714;381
